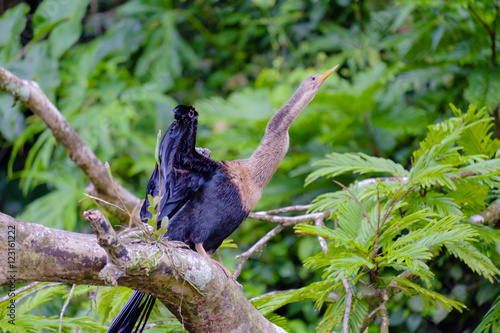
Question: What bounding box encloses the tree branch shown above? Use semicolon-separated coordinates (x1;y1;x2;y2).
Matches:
379;289;390;333
340;276;352;333
315;214;351;333
248;210;328;226
0;281;41;304
59;284;76;333
0;212;285;333
468;4;497;67
0;66;140;221
236;207;330;278
234;224;284;278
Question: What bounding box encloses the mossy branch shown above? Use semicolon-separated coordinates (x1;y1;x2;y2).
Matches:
0;212;285;333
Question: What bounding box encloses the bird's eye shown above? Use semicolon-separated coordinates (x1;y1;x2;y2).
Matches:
188;110;194;117
311;77;316;81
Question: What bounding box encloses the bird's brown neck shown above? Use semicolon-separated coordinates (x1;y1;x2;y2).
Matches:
245;88;309;188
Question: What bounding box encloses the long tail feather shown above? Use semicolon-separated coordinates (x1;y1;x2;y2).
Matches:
107;291;156;333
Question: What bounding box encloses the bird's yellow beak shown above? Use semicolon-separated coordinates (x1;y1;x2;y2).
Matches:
317;64;340;83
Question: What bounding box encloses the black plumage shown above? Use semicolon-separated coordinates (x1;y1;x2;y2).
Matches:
140;105;249;254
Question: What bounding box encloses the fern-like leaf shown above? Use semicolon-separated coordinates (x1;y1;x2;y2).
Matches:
473;295;500;333
446;242;500;283
306;152;408;186
388;277;466;312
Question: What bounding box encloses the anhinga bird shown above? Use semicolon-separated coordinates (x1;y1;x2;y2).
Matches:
107;65;338;333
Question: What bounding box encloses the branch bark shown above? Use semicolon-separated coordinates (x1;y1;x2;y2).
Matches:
0;212;285;333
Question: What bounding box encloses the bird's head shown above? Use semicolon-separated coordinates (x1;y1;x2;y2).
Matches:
170;105;199;157
173;105;198;121
298;64;339;99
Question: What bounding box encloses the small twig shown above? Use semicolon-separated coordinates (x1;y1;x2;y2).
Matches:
379;289;390;333
234;224;284;278
59;284;76;333
12;283;62;304
144;323;159;329
468;3;497;67
251;204;312;215
356;177;408;188
314;217;328;254
82;193;127;213
216;249;223;264
129;199;145;228
236;207;329;277
367;305;381;320
468;4;494;36
315;214;352;333
105;162;134;220
379;183;414;227
249;211;328;226
0;281;41;304
340;276;352;333
250;289;297;302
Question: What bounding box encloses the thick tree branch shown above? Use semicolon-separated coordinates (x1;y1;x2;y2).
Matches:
0;212;285;333
0;66;140;220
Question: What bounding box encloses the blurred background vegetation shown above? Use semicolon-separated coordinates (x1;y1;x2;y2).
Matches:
0;0;499;332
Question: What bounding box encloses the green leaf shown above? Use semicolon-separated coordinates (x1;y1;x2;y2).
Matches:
473;295;500;333
264;314;290;332
97;287;133;324
458;113;500;158
446;242;500;283
465;68;500;113
49;18;82;59
147;194;155;214
388;277;466;312
157;216;168;236
32;0;90;42
306;152;408;186
220;239;238;249
155;130;161;165
252;288;311;316
0;3;29;60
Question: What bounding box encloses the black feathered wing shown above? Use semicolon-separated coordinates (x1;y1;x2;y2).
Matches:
140;122;200;225
107;119;212;333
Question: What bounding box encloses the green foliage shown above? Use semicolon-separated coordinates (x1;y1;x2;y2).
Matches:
144;193;168;240
387;278;464;312
305;152;409;186
0;283;104;332
256;105;500;331
316;295;368;333
474;295;500;333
